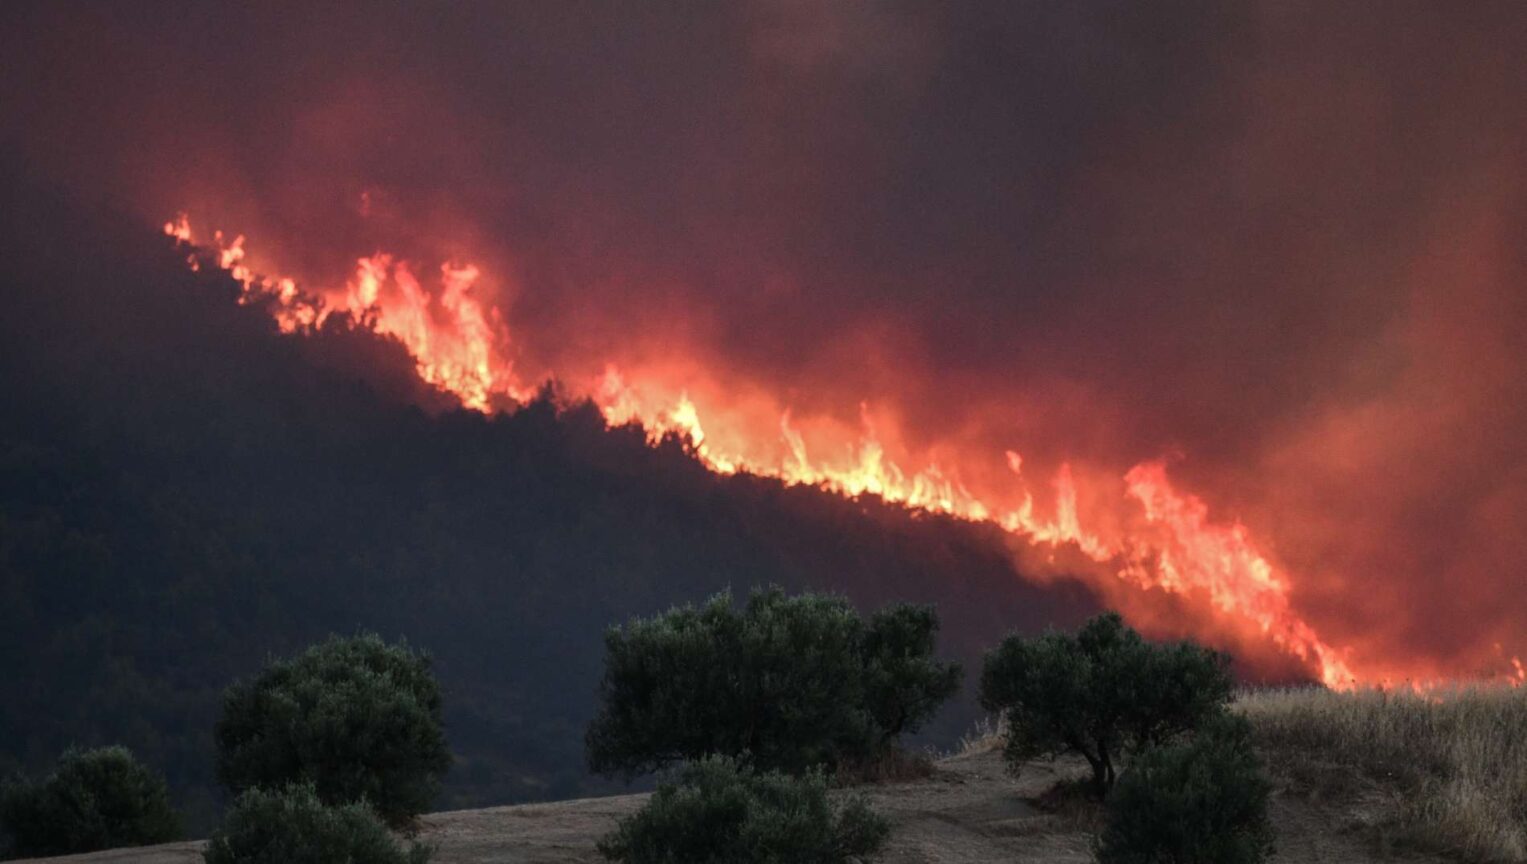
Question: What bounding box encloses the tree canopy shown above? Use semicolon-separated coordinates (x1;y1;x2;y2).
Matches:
215;634;451;828
0;746;181;858
587;587;961;777
979;612;1234;794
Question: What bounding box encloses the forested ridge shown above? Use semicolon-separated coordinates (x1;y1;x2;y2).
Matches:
0;164;1097;831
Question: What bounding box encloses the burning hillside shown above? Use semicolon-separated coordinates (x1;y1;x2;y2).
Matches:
162;214;1518;689
2;2;1524;692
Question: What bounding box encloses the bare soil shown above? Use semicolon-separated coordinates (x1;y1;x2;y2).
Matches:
15;749;1448;863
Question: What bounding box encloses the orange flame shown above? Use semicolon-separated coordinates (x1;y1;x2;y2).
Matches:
1120;464;1354;687
162;215;1520;690
165;217;520;407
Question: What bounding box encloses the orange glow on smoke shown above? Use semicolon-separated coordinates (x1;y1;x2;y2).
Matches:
162;215;1521;691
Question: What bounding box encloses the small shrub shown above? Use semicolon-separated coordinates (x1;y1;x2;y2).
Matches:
980;612;1233;795
1096;714;1275;864
597;756;889;864
203;783;431;864
215;633;450;828
0;745;181;858
586;587;959;778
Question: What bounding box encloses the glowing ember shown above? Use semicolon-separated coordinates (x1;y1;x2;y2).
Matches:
161;215;1519;691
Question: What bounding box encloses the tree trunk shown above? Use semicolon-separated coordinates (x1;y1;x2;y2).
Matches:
1096;741;1115;796
1081;750;1107;797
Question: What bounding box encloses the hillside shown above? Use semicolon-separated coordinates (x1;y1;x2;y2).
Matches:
12;747;1447;864
0;160;1107;832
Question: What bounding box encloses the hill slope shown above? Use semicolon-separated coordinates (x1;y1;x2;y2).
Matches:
0;160;1102;831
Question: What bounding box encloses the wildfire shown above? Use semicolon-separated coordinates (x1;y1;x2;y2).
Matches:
161;215;1519;691
166;216;521;409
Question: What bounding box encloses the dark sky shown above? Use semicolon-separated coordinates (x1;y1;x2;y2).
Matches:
2;1;1524;680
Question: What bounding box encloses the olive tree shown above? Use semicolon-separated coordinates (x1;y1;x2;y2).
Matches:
586;587;960;778
0;746;181;858
215;633;450;828
979;612;1233;795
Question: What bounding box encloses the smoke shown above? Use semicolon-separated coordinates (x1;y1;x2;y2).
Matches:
1;1;1523;681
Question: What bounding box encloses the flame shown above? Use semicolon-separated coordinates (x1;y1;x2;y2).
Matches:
163;215;192;243
162;214;1522;690
164;217;519;407
1120;463;1354;686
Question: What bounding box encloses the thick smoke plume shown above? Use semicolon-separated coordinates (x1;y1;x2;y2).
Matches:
2;1;1524;682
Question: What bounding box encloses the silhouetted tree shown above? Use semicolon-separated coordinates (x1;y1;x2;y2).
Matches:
0;746;181;858
979;612;1233;795
861;604;964;747
586;587;961;777
215;634;450;829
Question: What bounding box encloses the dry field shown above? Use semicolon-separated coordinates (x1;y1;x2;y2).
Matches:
1242;685;1527;862
13;747;1435;864
21;686;1527;864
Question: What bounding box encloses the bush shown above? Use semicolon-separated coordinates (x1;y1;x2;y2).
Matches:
586;587;960;778
203;783;431;864
597;756;888;864
1095;714;1275;864
979;612;1233;795
215;634;450;828
0;746;181;858
1241;685;1527;861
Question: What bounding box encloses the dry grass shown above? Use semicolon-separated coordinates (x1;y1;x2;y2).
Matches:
952;714;1008;758
1240;685;1527;862
833;746;936;786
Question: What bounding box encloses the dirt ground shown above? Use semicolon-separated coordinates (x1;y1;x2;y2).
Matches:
17;749;1446;864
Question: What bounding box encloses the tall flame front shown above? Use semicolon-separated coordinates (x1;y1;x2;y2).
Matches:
162;214;1520;690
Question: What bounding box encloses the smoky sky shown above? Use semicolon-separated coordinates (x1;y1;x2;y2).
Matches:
2;1;1524;677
